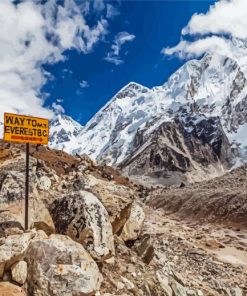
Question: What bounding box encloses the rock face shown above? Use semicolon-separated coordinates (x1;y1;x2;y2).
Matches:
25;234;102;296
51;191;115;261
119;116;233;186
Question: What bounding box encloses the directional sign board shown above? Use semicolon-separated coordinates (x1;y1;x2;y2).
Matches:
4;113;49;145
3;112;49;230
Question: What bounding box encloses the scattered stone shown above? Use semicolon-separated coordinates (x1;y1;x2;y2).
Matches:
233;287;243;296
156;271;172;296
11;260;27;285
133;233;154;264
121;276;135;290
117;281;125;291
170;279;187;296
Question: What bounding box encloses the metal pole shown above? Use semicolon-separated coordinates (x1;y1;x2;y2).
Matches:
25;143;29;230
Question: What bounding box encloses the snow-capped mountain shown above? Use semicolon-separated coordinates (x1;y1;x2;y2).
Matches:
73;54;246;162
49;40;247;184
49;114;83;152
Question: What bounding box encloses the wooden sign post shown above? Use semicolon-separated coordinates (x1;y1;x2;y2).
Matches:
3;113;49;230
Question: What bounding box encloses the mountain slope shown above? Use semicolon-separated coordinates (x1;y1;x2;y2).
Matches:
119;115;233;185
48;43;247;185
49;114;83;153
71;53;247;162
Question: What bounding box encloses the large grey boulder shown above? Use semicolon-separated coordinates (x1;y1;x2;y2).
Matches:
25;234;102;296
51;190;115;261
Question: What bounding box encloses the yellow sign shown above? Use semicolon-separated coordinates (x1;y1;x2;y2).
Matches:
4;113;49;144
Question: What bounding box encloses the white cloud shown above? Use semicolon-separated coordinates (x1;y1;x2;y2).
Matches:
52;102;65;115
182;0;247;39
162;0;247;59
104;31;136;65
163;36;233;59
62;68;73;75
104;55;124;66
93;0;105;13
106;4;120;20
0;0;108;121
80;80;89;88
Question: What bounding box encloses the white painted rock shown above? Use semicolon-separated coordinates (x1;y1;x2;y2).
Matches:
25;234;102;296
11;260;27;284
120;201;145;241
51;191;115;261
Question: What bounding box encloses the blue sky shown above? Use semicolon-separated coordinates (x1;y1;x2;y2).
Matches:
42;0;217;124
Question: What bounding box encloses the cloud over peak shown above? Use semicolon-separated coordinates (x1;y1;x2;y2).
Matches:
163;0;247;60
182;0;247;39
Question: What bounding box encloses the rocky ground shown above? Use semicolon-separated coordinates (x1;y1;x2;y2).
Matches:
148;164;247;227
144;208;247;296
0;141;246;296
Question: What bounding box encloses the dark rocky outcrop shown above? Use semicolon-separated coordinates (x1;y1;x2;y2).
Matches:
119;115;234;186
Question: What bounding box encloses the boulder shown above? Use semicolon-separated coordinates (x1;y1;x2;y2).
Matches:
51;191;114;261
29;196;55;235
25;234;102;296
0;282;26;296
84;175;135;234
0;217;24;238
11;260;27;284
0;232;41;277
0;171;24;204
120;201;145;241
133;234;154;264
0;169;55;234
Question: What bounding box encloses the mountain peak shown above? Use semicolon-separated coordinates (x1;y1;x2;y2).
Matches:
49;46;247;173
114;81;149;100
